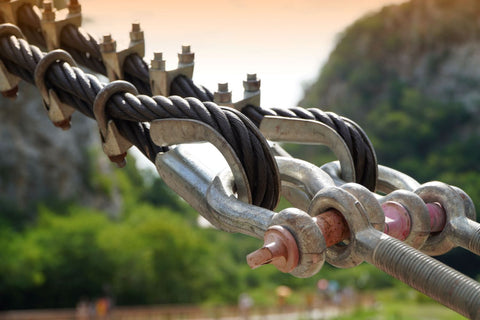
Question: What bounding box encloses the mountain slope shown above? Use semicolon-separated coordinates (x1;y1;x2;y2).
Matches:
300;0;480;275
301;0;480;191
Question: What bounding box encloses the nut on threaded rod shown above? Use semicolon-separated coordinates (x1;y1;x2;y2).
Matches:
247;210;347;270
130;22;144;42
178;45;194;65
246;226;299;272
42;1;56;21
213;82;232;104
151;52;165;70
243;73;260;92
100;34;116;53
68;0;81;14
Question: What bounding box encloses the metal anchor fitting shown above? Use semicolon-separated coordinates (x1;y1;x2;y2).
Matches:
276;159;436;250
149;117;291;240
149;125;334;276
0;23;24;98
415;181;480;256
93;80;136;167
319;161;480;254
248;185;480;319
100;23;145;81
34;49;78;130
40;0;82;51
261;117;357;185
149;45;194;96
0;0;36;25
214;73;261;111
322;160;418;192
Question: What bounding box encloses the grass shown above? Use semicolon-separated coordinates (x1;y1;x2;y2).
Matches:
331;287;467;320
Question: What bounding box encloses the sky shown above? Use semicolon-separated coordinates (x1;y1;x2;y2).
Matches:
82;0;406;107
80;0;406;169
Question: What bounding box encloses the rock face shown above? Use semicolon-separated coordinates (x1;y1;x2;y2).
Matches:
0;82;118;212
301;0;480;122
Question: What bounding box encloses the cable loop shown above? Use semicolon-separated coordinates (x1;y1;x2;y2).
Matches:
34;49;77;129
93;80;138;167
0;22;25;39
414;182;467;256
308;186;368;269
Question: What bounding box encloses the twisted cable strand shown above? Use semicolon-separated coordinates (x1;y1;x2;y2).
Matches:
241;105;377;191
167;74;377;191
0;33;280;210
17;5;150;92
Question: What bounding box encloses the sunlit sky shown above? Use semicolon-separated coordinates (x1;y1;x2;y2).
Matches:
82;0;406;107
80;0;406;169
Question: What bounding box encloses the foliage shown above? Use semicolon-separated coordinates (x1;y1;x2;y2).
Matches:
3;0;480;311
332;285;466;320
298;0;480;278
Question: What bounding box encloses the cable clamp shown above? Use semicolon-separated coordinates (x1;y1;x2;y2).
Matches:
34;49;77;130
100;23;144;81
149;45;195;96
93;80;136;167
40;0;82;51
0;23;25;98
0;0;36;25
213;73;261;110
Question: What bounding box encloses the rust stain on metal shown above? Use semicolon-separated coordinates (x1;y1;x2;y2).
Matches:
1;85;18;99
426;202;446;233
314;209;350;247
246;225;299;272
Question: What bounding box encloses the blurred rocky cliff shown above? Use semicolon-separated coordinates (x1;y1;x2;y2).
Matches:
299;0;480;274
0;82;121;215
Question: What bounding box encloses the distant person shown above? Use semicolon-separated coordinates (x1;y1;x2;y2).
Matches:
238;292;253;320
75;298;89;320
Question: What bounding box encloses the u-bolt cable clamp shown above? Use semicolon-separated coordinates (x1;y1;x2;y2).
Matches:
150;121;332;278
100;23;145;82
213;74;261;111
248;185;480;318
93;80;136;167
39;0;82;51
0;0;36;25
34;49;77;130
260;116;357;184
0;23;24;98
149;45;195;96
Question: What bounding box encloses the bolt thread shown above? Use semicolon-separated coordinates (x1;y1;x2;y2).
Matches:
467;220;480;256
131;22;141;32
366;235;480;319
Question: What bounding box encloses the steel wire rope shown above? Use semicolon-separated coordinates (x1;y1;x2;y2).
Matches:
168;74;377;191
241;105;377;191
12;3;376;191
16;4;152;94
0;33;280;210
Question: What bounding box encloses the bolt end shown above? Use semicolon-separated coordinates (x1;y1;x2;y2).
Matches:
53;118;72;130
246;226;299;273
178;45;194;64
243;73;261;92
247;247;273;269
42;1;56;21
218;82;229;92
68;0;81;14
1;86;18;99
109;153;127;168
151;52;165;70
100;34;116;52
130;22;144;41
